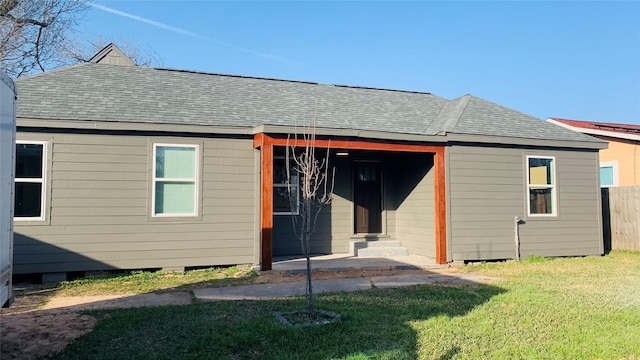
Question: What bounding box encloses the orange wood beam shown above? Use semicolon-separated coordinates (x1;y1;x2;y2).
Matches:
434;148;447;264
255;133;449;268
269;137;443;154
253;133;265;149
255;134;273;271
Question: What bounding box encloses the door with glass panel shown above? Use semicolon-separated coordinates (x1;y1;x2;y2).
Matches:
353;162;382;234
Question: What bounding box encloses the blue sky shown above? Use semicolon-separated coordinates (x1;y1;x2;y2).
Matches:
81;1;640;124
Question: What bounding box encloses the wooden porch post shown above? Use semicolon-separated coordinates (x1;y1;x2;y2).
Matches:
434;148;448;264
257;135;447;267
254;134;273;271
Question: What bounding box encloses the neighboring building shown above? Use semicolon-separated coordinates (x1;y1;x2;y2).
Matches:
1;71;16;306
87;43;136;67
547;118;640;187
13;46;606;279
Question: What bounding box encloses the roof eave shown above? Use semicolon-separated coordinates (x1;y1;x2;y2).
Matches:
446;133;608;150
255;124;447;143
17;117;255;135
17;117;605;150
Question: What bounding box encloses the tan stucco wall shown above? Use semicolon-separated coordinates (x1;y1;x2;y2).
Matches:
596;135;640;186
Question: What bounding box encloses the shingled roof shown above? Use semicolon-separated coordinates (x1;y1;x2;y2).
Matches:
15;62;600;144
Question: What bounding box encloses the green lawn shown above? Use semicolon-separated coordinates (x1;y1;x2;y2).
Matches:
53;252;640;360
55;266;258;296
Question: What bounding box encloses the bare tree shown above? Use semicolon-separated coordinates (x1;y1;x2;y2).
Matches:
0;0;88;77
286;115;335;317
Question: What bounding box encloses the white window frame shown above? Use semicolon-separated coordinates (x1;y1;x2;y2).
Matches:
14;140;46;221
599;160;619;187
526;155;557;217
273;156;299;216
152;143;199;217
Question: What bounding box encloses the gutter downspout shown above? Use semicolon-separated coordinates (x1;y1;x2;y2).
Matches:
514;216;522;261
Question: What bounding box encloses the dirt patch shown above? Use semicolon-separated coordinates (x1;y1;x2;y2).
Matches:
0;267;462;359
1;309;97;359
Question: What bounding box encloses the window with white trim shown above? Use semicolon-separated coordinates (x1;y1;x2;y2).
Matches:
599;161;618;187
152;144;198;216
15;141;46;220
527;156;557;216
273;156;299;215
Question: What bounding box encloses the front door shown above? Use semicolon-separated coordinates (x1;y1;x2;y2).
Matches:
354;162;382;234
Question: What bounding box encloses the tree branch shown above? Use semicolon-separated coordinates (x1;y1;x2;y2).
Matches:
35;25;44;71
2;12;49;27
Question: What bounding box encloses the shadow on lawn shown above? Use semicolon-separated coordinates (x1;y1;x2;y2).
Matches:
49;280;505;360
10;239;505;359
317;283;505;359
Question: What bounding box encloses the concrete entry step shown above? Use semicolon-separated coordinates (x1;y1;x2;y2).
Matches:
350;240;409;257
356;247;410;257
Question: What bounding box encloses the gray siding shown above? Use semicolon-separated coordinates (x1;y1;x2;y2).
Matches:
14;131;257;274
273;156;355;256
272;151;439;257
313;155;355;253
395;157;435;258
448;145;603;261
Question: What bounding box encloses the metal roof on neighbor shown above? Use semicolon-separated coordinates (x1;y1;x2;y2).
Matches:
15;63;599;143
549;118;640;134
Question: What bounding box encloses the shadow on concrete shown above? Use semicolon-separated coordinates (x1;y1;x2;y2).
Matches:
9;252;494;313
269;253;443;273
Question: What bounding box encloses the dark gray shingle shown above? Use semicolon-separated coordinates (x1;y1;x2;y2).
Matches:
450;95;594;142
15;63;599;144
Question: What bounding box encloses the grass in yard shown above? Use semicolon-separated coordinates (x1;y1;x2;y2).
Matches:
52;251;640;359
55;266;257;296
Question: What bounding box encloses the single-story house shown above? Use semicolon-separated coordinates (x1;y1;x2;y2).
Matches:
14;45;606;279
547;118;640;187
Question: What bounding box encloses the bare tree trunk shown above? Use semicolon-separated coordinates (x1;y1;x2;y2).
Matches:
286;111;334;319
304;202;315;316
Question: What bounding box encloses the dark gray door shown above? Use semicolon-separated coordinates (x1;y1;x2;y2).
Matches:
354;162;382;234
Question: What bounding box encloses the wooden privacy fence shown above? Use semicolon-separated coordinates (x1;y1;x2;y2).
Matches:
601;186;640;252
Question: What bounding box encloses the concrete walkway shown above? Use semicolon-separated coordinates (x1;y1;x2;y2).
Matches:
194;272;499;302
35;272;500;312
23;255;501;311
188;254;479;301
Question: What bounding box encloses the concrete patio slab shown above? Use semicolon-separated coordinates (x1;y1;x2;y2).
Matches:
194;273;503;302
194;277;372;301
264;253;448;274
